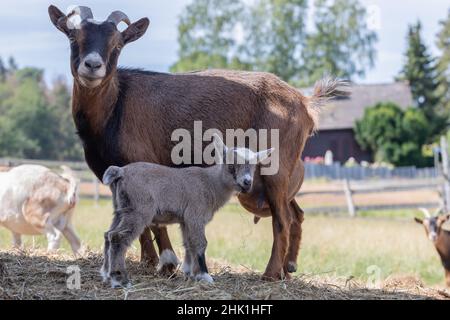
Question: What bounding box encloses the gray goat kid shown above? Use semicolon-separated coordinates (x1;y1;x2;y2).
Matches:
101;134;274;287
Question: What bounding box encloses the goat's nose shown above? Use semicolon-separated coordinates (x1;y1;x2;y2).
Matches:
84;59;102;71
243;178;252;187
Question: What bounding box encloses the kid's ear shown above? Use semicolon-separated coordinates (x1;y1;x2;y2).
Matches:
48;5;70;36
414;217;423;224
256;148;275;163
213;133;227;163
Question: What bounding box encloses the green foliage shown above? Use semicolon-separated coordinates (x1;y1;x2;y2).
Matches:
242;0;308;82
436;10;450;114
171;0;377;85
0;60;83;161
300;0;377;85
170;0;249;72
397;21;446;138
355;102;431;167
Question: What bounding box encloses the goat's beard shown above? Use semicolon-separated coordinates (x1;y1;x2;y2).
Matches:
78;76;103;89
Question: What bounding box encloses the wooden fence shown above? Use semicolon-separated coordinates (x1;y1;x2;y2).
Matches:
0;157;444;216
304;162;438;180
298;178;442;216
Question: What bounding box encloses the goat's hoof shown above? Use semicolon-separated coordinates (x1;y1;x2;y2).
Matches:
157;263;177;277
286;261;297;273
194;273;214;283
157;250;180;276
100;267;109;283
109;271;130;289
110;278;131;289
262;271;288;281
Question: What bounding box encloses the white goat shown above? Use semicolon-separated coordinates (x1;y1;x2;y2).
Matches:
0;165;81;254
101;134;273;287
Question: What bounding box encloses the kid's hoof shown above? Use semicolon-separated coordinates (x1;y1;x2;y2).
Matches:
100;267;109;283
109;271;130;289
110;278;131;289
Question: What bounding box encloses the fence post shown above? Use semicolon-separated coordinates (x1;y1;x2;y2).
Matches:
343;178;356;217
440;136;450;212
93;176;99;206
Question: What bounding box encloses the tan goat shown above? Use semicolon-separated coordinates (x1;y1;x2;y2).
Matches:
0;165;81;254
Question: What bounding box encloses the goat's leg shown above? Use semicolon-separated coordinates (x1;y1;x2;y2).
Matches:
151;225;179;275
108;217;146;288
139;227;159;269
46;224;63;252
184;222;212;283
283;200;304;274
262;177;292;281
62;222;81;255
101;212;122;282
12;232;22;249
180;223;193;278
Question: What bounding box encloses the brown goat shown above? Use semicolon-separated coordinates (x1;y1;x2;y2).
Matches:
415;208;450;286
48;5;347;280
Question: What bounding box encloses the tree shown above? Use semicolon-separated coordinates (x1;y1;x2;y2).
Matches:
0;57;6;82
49;78;83;160
436;10;450;113
355;102;431;167
7;56;18;74
0;63;83;161
301;0;377;85
242;0;308;82
398;21;445;137
170;0;249;72
171;0;377;85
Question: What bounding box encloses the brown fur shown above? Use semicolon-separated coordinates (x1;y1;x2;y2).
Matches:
415;214;450;287
48;5;347;279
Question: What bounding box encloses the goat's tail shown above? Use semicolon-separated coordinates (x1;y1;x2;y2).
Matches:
306;77;350;132
102;166;124;185
60;165;78;206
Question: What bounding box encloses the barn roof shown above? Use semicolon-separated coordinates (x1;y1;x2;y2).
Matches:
302;82;413;130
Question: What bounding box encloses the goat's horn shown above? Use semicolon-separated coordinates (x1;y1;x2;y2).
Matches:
67;6;93;21
419;208;431;218
107;11;131;26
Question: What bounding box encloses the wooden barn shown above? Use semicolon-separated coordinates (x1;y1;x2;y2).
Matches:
302;82;413;163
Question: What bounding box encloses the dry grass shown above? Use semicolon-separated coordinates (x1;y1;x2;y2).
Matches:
0;249;448;300
0;200;448;287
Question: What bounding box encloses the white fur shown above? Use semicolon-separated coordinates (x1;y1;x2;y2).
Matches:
110;278;130;289
77;52;106;85
100;266;109;283
195;273;214;283
156;249;180;272
182;261;192;276
0;165;81;254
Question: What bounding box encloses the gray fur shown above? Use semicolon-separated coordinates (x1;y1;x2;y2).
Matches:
102;137;272;287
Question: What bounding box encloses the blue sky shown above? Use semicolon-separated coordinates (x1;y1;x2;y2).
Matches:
0;0;448;85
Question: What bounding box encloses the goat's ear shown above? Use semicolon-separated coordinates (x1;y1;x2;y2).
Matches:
213;133;227;164
442;216;450;232
122;18;150;45
414;217;423;224
256;148;275;163
48;5;70;36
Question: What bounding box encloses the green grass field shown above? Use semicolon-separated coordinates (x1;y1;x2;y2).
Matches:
0;199;446;287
